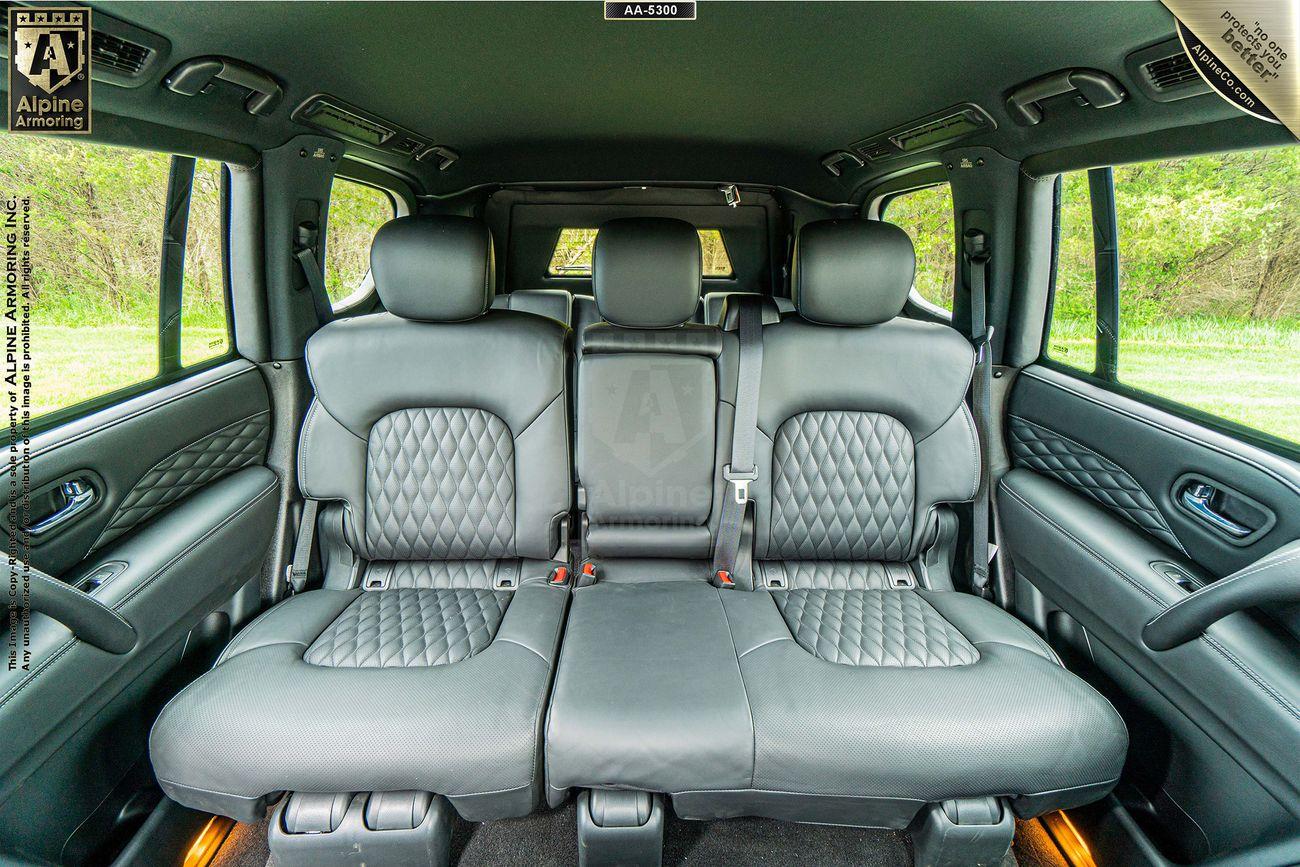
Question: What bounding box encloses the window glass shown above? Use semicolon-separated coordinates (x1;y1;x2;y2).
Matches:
180;159;230;366
883;184;954;311
1046;147;1300;444
324;178;394;309
547;227;734;277
1112;150;1300;443
1046;171;1097;371
0;135;168;419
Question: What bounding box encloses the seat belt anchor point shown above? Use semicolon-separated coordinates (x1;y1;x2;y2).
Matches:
723;465;758;505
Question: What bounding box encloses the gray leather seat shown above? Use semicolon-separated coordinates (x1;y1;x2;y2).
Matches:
150;216;572;823
548;219;1127;829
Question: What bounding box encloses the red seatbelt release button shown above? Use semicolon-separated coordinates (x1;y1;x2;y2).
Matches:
716;570;734;588
582;562;597;581
550;566;569;586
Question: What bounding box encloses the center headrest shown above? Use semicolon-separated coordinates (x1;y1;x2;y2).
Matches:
593;218;701;328
370;215;494;322
792;220;915;326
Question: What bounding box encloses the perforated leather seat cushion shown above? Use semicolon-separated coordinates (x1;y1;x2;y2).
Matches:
150;581;568;822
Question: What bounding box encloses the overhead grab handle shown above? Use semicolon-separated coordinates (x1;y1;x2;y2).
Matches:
1005;69;1126;126
165;57;284;117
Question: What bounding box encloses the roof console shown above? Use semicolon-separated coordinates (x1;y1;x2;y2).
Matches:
291;94;457;168
844;103;997;169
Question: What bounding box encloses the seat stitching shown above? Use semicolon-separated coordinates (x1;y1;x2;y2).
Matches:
736;635;794;659
1202;635;1300;724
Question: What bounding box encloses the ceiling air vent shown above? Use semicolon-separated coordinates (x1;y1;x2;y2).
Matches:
1145;53;1199;91
92;31;152;76
850;103;996;164
1126;38;1210;103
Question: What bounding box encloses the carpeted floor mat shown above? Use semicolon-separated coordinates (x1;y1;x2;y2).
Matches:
211;799;1064;866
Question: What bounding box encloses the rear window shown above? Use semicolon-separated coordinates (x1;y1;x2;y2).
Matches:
547;227;734;277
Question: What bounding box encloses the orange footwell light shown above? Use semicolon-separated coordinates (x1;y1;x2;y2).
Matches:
1041;810;1098;867
183;815;235;867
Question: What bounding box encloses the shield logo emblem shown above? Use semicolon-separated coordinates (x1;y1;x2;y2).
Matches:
13;19;85;95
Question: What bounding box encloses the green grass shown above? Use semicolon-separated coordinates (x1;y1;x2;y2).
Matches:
1048;317;1300;445
28;324;227;419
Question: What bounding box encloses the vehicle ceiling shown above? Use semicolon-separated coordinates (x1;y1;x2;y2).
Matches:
81;1;1291;199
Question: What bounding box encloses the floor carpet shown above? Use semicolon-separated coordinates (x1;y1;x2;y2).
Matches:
211;799;1067;866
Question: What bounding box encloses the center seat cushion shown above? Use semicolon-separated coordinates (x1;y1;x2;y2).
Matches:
150;215;572;823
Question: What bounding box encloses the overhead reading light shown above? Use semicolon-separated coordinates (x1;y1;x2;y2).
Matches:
848;103;996;166
292;94;450;166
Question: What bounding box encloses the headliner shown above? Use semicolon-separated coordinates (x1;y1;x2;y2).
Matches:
88;1;1274;199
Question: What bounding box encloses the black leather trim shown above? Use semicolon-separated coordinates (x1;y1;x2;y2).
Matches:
792;220;914;326
371;215;494;322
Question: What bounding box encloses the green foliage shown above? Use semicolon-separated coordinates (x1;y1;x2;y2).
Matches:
884;185;955;309
324;179;394;304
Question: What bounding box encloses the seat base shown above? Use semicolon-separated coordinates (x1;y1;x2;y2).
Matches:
577;790;665;867
269;791;451;867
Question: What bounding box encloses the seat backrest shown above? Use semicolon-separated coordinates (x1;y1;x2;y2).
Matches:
492;288;574;327
747;219;979;567
299;216;571;566
576;218;726;560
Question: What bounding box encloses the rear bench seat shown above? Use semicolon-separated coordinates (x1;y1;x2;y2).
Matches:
149;213;1125;865
547;218;1127;857
150;216;571;830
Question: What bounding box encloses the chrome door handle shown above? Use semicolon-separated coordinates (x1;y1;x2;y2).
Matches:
25;480;96;537
1180;483;1251;538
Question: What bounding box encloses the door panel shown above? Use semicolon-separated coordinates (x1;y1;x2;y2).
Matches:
1001;363;1300;860
0;361;278;865
1009;365;1300;576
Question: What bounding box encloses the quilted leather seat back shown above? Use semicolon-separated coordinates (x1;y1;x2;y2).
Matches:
749;316;980;563
298;309;570;562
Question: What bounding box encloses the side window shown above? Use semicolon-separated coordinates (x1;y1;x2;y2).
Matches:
324;177;395;310
181;159;231;366
1046;171;1097;371
1044;147;1300;447
882;183;955;313
0;136;231;423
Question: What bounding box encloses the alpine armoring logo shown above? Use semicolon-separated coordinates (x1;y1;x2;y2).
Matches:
7;7;91;134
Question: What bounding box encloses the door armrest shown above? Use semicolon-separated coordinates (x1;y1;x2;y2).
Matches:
4;553;137;654
1143;540;1300;651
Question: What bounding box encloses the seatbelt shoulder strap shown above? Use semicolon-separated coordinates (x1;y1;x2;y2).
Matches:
286;497;320;595
962;228;994;599
712;297;764;583
295;221;334;327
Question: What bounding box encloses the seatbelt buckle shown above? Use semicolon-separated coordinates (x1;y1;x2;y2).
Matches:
549;566;570;586
723;465;758;505
284;563;306;596
715;570;735;589
581;562;597;582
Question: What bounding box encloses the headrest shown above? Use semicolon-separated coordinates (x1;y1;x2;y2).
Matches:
370;215;494;322
791;220;915;326
592;218;701;328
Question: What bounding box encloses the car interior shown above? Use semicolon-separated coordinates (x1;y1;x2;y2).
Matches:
2;2;1299;866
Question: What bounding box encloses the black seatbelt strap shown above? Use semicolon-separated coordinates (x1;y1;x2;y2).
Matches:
712;299;763;583
286;497;320;596
963;229;994;599
295;221;333;327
